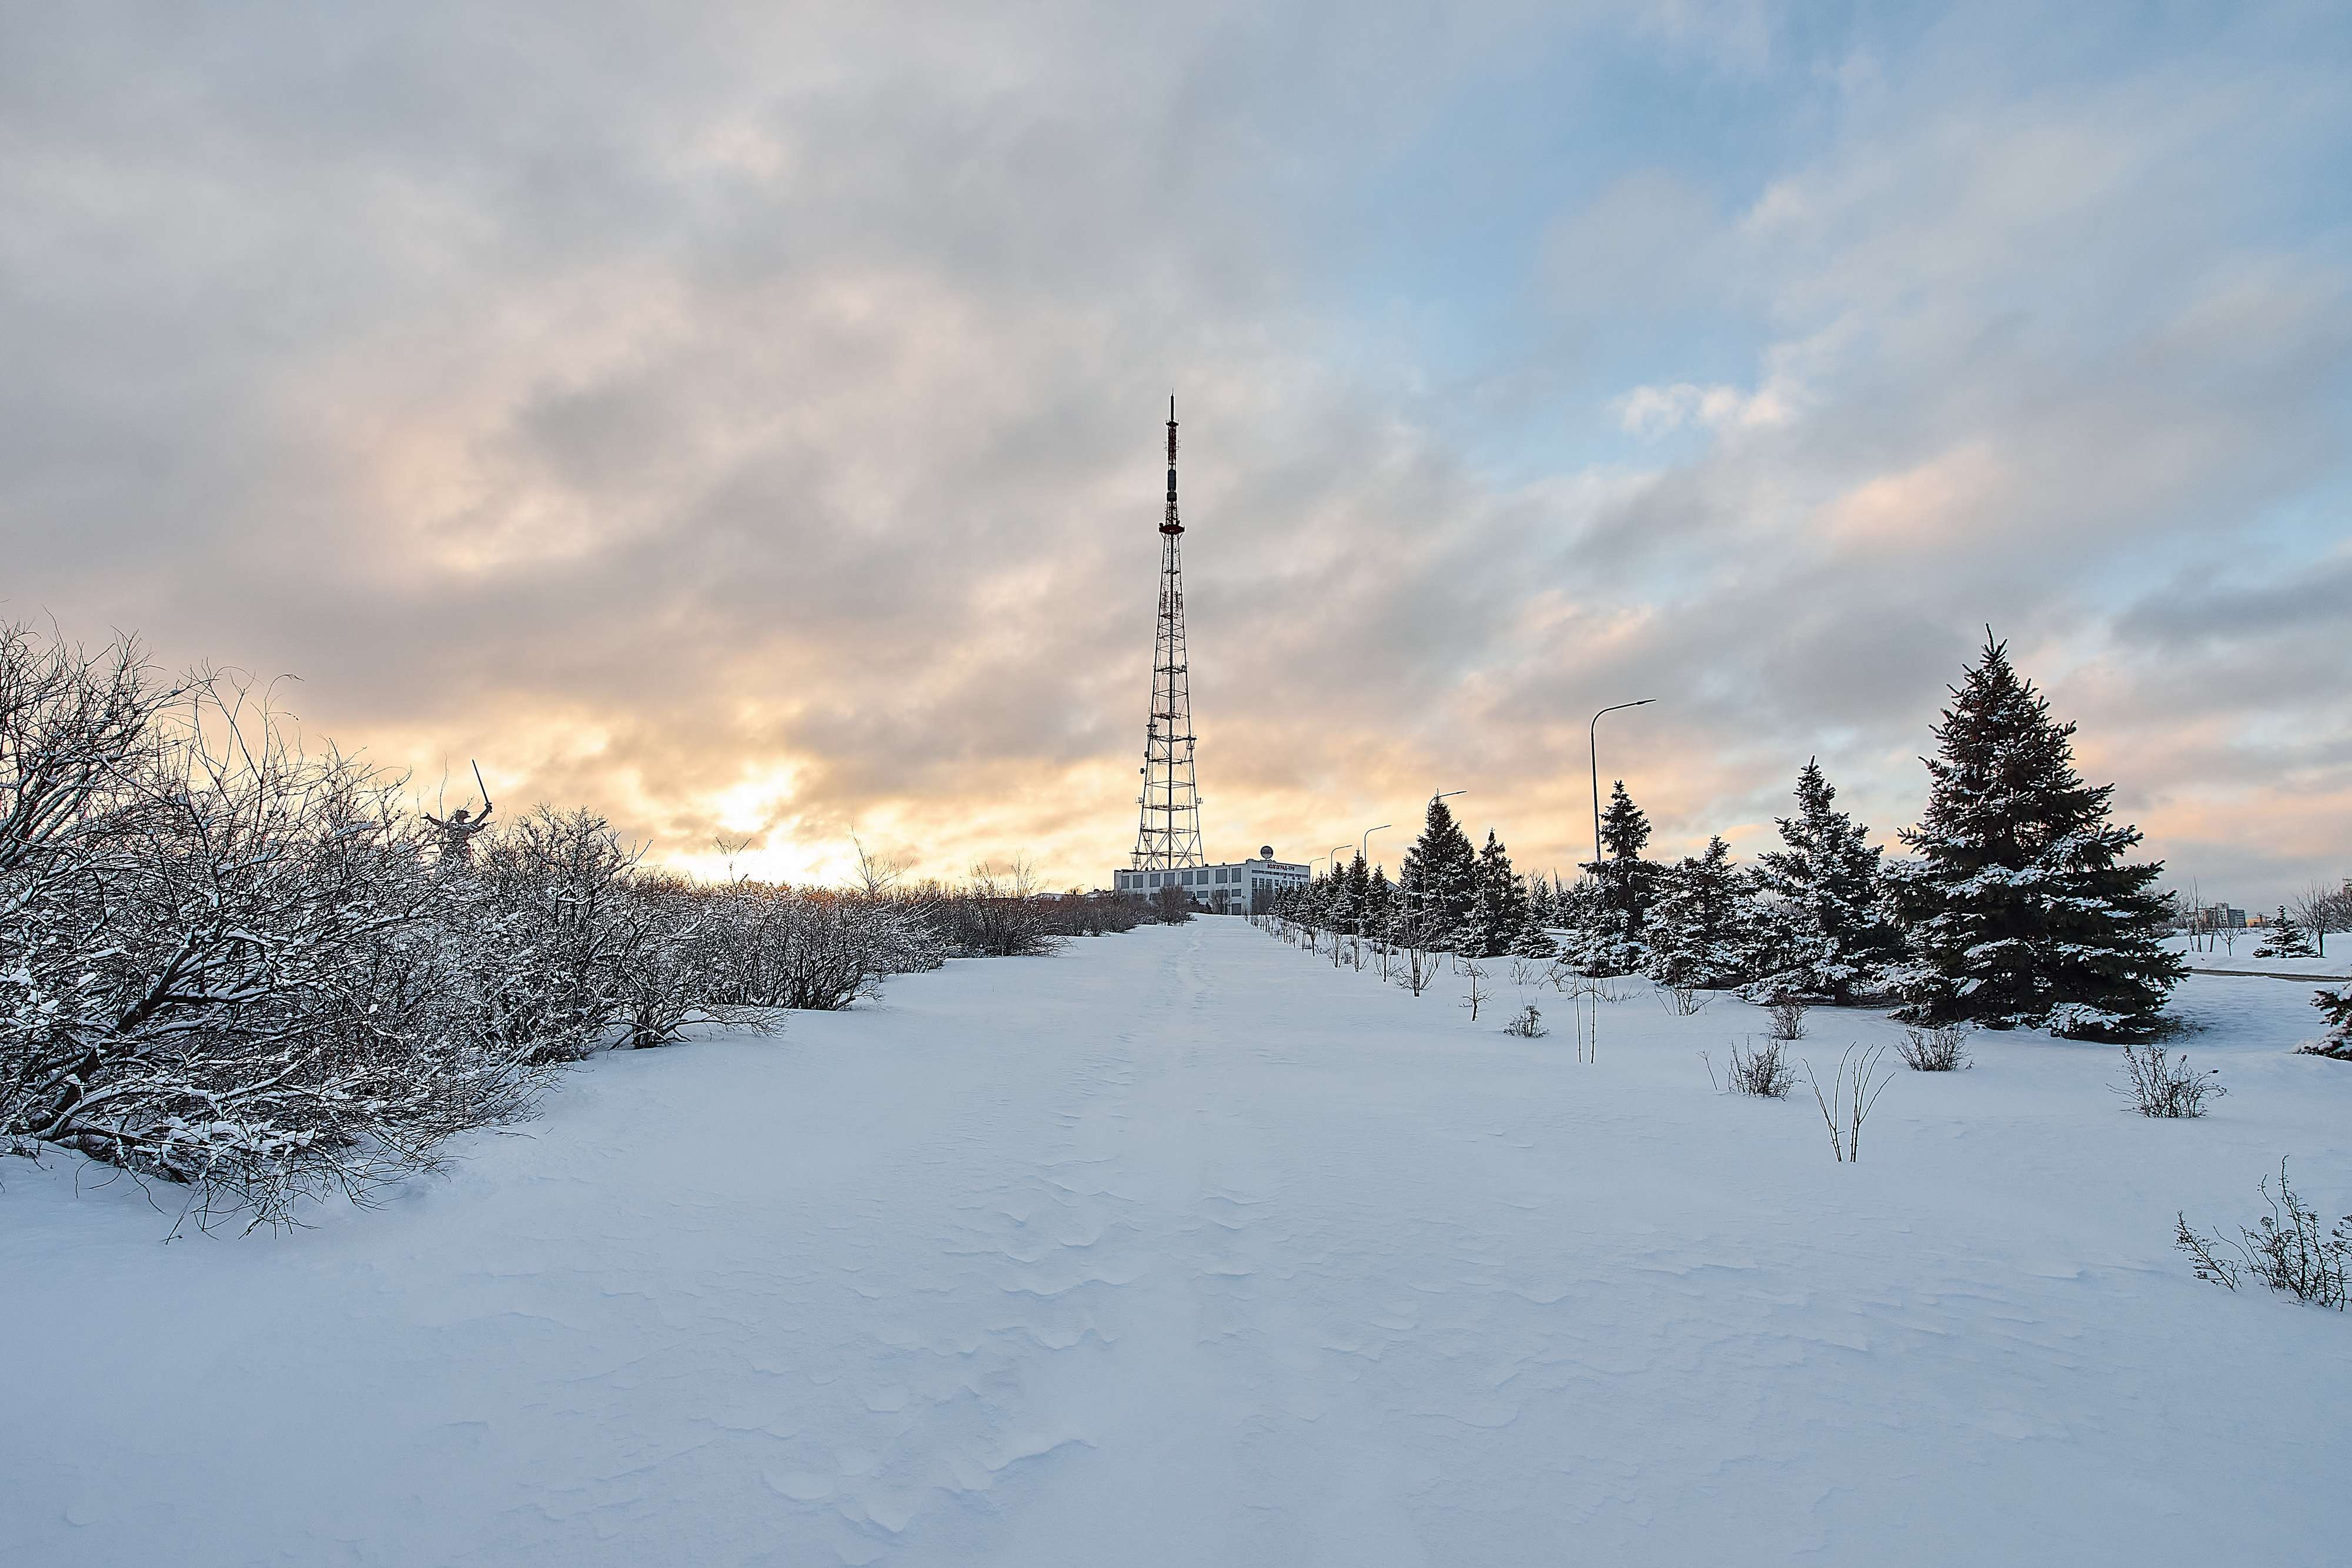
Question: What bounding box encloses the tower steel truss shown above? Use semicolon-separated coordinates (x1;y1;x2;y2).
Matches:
1131;398;1204;871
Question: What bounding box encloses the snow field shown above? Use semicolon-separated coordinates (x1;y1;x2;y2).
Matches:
2166;933;2350;979
4;918;2348;1566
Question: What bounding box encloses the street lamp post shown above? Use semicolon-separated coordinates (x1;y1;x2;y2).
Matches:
1589;700;1655;871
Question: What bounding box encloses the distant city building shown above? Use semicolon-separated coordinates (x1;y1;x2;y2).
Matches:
1114;847;1309;914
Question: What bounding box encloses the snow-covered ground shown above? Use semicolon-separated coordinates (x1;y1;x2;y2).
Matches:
2166;934;2350;978
5;919;2349;1567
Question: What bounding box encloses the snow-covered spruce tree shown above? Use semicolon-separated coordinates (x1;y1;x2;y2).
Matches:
1645;836;1753;989
1526;871;1559;931
1342;851;1371;934
1462;831;1540;958
1509;880;1559;959
1365;863;1396;936
1399;794;1479;951
1565;781;1656;975
2254;907;2317;959
1748;759;1899;1004
1888;633;2184;1040
2302;979;2352;1061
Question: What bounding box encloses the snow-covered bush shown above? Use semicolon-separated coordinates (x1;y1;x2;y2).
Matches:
1766;998;1808;1041
452;806;651;1062
603;874;756;1048
2115;1044;2222;1118
0;629;558;1229
697;884;930;1012
2176;1160;2350;1308
1502;1004;1546;1038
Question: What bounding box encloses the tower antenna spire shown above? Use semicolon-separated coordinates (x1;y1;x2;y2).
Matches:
1132;398;1202;872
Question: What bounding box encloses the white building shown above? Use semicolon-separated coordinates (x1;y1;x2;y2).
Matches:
1113;845;1309;915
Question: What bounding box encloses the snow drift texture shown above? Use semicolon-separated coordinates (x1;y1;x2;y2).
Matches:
6;920;2350;1566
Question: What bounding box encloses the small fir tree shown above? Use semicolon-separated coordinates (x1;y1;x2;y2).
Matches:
1646;836;1753;990
1365;864;1395;937
1509;881;1559;959
1748;759;1899;1004
1889;633;2184;1039
2254;907;2316;959
1566;781;1656;974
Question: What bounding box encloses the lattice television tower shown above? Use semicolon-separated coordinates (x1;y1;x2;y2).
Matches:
1131;397;1204;871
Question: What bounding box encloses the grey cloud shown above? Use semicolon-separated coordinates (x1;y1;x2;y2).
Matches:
2116;556;2352;651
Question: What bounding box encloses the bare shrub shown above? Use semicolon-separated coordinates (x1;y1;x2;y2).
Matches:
1718;1035;1796;1097
1767;997;1808;1040
1151;881;1195;925
927;862;1066;956
1398;940;1438;998
1805;1045;1893;1163
1895;1021;1972;1072
1503;1004;1546;1038
1658;983;1710;1018
2116;1044;2223;1118
605;873;728;1048
2288;881;2348;960
1460;962;1491;1022
2176;1159;2350;1308
456;805;652;1061
687;883;926;1015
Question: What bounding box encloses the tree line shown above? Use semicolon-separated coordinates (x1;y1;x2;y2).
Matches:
1271;634;2205;1043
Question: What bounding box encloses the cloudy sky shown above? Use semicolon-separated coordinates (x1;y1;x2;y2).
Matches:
5;1;2347;904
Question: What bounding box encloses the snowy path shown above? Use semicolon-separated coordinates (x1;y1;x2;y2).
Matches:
6;920;2351;1566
